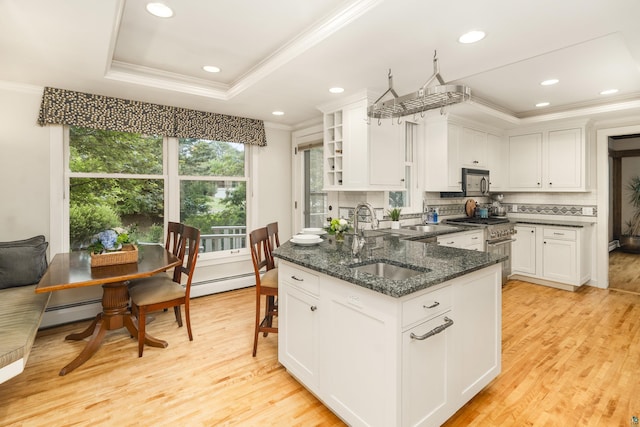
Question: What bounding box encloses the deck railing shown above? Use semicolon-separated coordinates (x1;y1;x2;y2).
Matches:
200;226;247;253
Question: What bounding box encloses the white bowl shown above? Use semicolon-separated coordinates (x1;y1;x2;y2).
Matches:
301;227;325;235
290;237;322;246
292;233;320;241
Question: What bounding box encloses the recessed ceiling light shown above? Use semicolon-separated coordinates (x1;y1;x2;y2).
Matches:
535;102;550;107
146;2;173;18
458;30;486;44
272;111;285;116
540;79;559;86
600;89;619;95
203;65;220;73
329;87;344;94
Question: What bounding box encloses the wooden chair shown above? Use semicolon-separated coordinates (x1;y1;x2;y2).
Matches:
129;225;200;357
130;222;184;289
250;227;278;357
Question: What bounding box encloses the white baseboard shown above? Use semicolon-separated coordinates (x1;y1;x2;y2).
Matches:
609;240;620;252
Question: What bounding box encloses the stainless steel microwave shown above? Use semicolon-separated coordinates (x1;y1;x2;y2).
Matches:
462;168;490;196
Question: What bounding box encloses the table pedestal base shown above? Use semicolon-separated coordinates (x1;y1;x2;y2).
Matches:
60;281;167;376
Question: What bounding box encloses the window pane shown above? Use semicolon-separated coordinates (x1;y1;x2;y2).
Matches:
305;146;327;228
179;138;245;177
69;127;162;174
180;180;246;253
69;178;164;250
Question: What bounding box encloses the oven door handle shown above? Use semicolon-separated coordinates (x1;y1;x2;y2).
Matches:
487;238;516;247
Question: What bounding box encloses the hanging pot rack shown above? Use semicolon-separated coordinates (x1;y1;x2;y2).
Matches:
367;51;471;120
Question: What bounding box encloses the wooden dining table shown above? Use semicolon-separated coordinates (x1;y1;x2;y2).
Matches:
36;244;181;375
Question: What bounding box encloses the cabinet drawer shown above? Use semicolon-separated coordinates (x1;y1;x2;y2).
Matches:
402;285;452;328
281;263;319;296
543;228;576;241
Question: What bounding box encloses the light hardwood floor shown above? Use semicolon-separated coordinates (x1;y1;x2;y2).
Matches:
609;249;640;294
2;281;639;426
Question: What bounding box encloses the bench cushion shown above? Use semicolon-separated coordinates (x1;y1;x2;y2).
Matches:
0;285;51;375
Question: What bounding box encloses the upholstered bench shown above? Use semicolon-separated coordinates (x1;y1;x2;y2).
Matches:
0;236;51;384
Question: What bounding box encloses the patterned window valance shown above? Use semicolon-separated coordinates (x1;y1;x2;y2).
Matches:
37;87;267;146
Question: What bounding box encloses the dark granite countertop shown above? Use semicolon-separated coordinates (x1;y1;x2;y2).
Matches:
513;218;595;228
272;234;506;298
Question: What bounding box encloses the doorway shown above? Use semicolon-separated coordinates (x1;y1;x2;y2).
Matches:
597;124;640;288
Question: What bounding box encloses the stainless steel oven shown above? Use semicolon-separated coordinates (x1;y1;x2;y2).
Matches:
445;217;515;284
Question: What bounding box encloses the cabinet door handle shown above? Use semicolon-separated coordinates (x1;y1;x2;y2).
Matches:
310;306;317;311
291;275;304;281
553;232;564;236
410;317;454;341
423;301;440;309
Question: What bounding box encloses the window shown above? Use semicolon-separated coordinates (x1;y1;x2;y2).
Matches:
388;121;417;210
67;127;250;258
178;138;248;253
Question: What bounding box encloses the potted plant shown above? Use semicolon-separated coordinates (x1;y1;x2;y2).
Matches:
621;175;640;253
388;207;402;229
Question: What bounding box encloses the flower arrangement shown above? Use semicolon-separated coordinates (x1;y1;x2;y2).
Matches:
326;218;351;242
87;227;135;254
327;218;351;235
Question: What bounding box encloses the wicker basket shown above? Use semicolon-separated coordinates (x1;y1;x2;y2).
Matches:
90;244;138;267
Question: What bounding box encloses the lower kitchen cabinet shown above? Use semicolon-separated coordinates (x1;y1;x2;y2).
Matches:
278;261;502;427
512;225;536;274
511;224;591;291
437;229;485;251
279;276;320;393
453;269;501;402
402;313;452;427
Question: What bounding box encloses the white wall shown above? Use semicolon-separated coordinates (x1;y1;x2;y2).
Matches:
0;82;50;241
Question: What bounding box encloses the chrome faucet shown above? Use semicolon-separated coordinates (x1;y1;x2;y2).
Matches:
352;202;379;256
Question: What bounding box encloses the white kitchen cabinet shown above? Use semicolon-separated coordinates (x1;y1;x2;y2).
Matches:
486;133;508;191
512;225;536;275
320;94;404;191
460;127;487;168
320;274;399;427
508;133;543;189
402;312;453;427
507;123;590;192
369;119;405;188
423;114;504;192
437;229;485;251
453;267;501;403
423;116;462;191
278;261;502;427
546;128;582;189
542;228;577;284
510;224;591;291
278;264;320;392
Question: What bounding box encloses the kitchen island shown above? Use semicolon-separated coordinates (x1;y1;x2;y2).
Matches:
273;233;506;427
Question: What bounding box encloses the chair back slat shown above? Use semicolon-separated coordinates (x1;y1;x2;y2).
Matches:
249;227;273;281
166;221;184;257
172;225;200;296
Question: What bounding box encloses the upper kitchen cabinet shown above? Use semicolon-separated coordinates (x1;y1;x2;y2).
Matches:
507;121;592;192
422;113;505;192
319;93;404;191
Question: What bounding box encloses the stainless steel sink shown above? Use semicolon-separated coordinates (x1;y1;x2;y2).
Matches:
403;225;460;233
349;261;429;280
